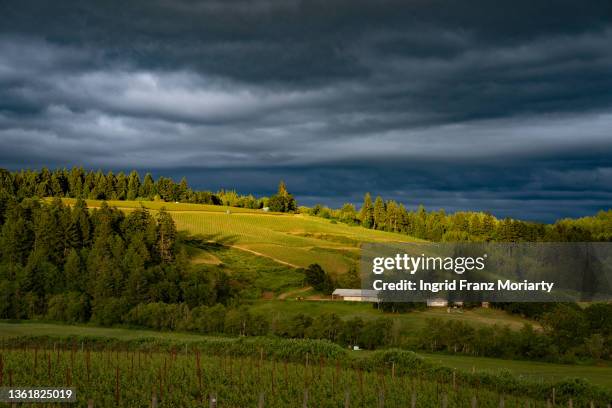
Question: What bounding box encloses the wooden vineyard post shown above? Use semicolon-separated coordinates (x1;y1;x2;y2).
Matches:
271;360;276;393
552;388;556;406
333;360;340;394
258;348;263;378
283;360;288;386
152;393;158;408
499;395;505;408
471;395;477;408
319;356;323;379
302;388;309;408
452;370;456;390
196;351;202;402
115;366;120;406
391;362;395;380
568;399;573;408
411;392;417;408
87;399;94;408
441;392;448;408
358;369;364;399
86;349;91;383
0;353;3;385
209;393;217;408
344;389;350;408
258;392;265;408
378;390;385;408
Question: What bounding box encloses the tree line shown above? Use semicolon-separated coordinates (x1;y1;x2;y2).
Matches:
307;193;612;242
0;167;297;212
418;302;611;363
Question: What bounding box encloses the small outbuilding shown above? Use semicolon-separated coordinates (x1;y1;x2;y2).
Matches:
426;297;449;307
332;289;379;302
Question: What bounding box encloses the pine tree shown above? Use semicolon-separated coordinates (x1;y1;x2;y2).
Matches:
156;208;176;263
115;172;127;200
373;196;386;230
177;177;189;202
359;193;374;228
140;173;155;199
278;180;289;197
64;248;83;292
267;181;297;212
126;171;141;200
0;214;33;266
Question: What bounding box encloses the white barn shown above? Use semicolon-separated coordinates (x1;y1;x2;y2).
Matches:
332;289;379;302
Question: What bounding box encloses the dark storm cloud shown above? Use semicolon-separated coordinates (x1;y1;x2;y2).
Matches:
1;0;611;221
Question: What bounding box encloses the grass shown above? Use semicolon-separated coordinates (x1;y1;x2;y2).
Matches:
249;300;539;343
60;198;422;275
0;321;215;342
419;353;612;388
185;240;305;297
250;300;536;327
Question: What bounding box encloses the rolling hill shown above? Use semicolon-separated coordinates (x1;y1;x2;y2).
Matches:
60;198;423;275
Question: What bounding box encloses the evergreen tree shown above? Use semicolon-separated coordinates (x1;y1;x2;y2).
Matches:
126;171;141;200
0;214;33;266
140;173;155;199
267;181;297;212
64;248;83;292
359;193;374;228
156;208;176;263
373;196;386;230
115;172;127;200
177;177;189;201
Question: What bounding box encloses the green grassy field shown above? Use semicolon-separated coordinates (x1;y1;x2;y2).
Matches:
184;240;305;297
419;353;612;388
249;300;539;342
250;300;536;328
60;198;422;275
2;322;609;389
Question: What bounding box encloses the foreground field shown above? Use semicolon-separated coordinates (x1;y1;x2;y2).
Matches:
0;346;552;407
2;322;610;391
60;198;422;275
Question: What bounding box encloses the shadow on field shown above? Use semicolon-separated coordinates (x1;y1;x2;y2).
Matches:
179;231;240;255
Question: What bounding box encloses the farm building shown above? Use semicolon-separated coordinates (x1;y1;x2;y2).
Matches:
332;289;379;302
426;297;449;307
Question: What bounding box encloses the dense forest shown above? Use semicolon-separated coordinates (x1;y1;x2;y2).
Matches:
0;196;232;323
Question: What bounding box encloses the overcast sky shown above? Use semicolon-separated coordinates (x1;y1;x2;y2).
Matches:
1;0;611;221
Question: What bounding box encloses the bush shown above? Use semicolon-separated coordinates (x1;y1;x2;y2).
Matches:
91;297;129;326
124;302;190;330
46;292;89;323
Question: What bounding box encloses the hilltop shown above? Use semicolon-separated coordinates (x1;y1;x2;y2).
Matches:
59;198;424;276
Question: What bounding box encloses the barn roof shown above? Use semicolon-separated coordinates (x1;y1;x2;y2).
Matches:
332;289;379;297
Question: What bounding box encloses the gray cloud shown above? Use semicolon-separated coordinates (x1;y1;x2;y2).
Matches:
0;1;611;221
